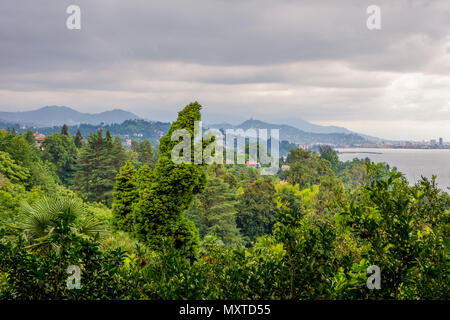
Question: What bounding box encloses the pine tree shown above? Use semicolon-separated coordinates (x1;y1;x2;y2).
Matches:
138;140;153;166
74;130;117;205
74;130;83;148
111;137;126;172
61;124;69;136
186;175;241;246
132;102;208;256
112;161;138;232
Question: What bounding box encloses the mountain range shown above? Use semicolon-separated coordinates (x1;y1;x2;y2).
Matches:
206;119;369;146
0;106;380;147
0;106;140;127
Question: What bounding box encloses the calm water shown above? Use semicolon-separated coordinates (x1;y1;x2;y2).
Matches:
337;148;450;190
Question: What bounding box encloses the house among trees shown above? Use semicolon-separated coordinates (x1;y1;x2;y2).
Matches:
33;132;45;147
245;160;260;168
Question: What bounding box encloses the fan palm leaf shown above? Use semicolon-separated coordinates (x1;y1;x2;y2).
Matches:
17;196;106;248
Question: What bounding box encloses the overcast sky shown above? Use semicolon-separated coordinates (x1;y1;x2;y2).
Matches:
1;0;450;140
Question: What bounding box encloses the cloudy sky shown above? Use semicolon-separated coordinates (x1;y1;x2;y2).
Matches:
1;0;450;140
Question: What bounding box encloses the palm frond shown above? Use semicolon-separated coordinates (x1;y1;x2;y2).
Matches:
16;196;107;249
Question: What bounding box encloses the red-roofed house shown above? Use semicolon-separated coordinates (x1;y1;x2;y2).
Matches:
33;133;46;147
245;160;260;168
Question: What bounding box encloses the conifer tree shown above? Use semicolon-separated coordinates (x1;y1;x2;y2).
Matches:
138;140;153;166
133;102;208;256
74;130;117;205
25;130;35;146
61;124;69;136
186;175;241;246
74;130;83;148
112;161;138;232
136;164;153;191
111;136;127;172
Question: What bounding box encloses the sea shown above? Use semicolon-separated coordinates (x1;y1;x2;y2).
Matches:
336;148;450;190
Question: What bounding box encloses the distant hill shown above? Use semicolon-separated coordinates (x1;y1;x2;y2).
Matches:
211;118;352;134
207;119;369;146
0;106;141;127
209;118;383;143
287;118;352;134
0;107;377;149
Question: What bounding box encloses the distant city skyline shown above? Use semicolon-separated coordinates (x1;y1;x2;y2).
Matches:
1;1;450;141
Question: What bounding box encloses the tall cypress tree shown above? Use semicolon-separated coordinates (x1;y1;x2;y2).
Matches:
136;164;153;191
112;161;138;232
133;102;208;256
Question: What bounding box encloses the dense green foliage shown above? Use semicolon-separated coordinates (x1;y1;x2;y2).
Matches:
111;161;138;233
41;133;78;185
0;104;448;300
236;179;278;244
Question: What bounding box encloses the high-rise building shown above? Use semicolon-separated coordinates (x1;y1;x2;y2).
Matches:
439;137;443;146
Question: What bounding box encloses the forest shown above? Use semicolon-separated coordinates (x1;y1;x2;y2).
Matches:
0;102;448;300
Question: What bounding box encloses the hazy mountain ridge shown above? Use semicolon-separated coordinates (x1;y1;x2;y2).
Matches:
0;106;141;127
0;106;374;147
207;119;369;146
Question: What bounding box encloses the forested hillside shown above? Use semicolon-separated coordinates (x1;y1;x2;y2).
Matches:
0;102;448;300
1;116;369;152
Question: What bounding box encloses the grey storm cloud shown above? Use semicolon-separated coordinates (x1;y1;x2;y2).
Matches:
0;0;450;140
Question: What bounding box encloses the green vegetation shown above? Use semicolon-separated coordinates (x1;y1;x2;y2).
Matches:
0;103;448;300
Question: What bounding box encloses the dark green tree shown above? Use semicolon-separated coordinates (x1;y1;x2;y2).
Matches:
74;130;117;205
25;130;35;146
186;175;241;246
286;147;331;189
236;179;278;244
112;161;138;233
319;145;340;172
6;135;33;168
111;136;127;172
138;140;153;167
41;133;78;185
61;124;69;136
74;129;83;148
